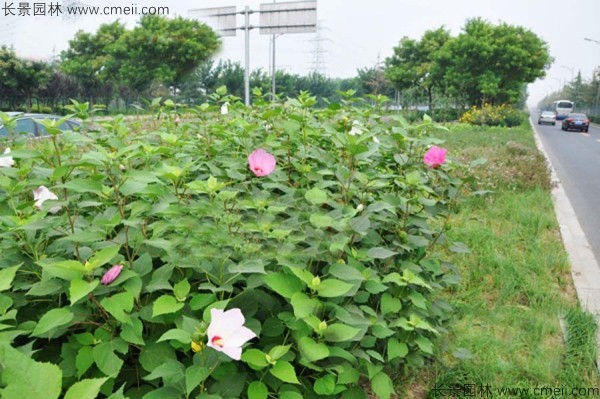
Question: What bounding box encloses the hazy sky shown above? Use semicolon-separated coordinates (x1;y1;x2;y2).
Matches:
2;0;600;106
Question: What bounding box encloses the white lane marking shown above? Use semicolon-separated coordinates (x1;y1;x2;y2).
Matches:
597;139;600;143
582;133;591;137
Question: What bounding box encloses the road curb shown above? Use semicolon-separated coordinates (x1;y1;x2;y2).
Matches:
529;119;600;368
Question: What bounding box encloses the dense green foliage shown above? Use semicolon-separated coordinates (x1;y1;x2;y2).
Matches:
0;92;468;398
386;18;552;108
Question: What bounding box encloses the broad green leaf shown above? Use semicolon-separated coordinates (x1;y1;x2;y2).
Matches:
290;292;319;318
0;343;62;399
387;338;409;360
323;324;360;342
228;259;266;274
316;279;354;298
309;214;335;228
349;215;370;233
64;378;108;399
415;336;434;354
366;247;398;259
298;336;330;362
241;348;269;370
93;343;124;376
143;360;185;386
186;365;210;397
69;279;99;305
76;346;95;378
173;279;191;301
305;187;327;205
157;329;192;344
380;293;402;314
263;273;304;298
371;371;395;399
101;292;134;324
0;265;21;292
268;345;291;360
328;263;364;281
270;360;299;384
60;179;103;195
152;295;184;317
31;307;74;337
37;259;86;281
314;374;336;395
86;246;121;270
247;381;268;399
120;317;145;345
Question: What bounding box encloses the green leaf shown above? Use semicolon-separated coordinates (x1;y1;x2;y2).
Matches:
64;378;108;399
93;342;124;376
268;345;291;360
380;293;402;314
0;265;21;292
157;329;192;344
290;292;319;318
309;214;335;228
328;263;364;281
247;381;268;399
186;365;210;397
387;338;409;360
101;292;134;324
323;324;360;342
263;273;304;298
173;279;191;301
314;374;336;395
152;295;184;317
298;336;330;362
0;343;62;399
37;259;86;281
69;279;99;305
228;259;266;274
31;307;74;337
86;246;121;270
415;336;434;354
143;360;185;385
366;247;398;259
305;187;328;205
60;178;103;195
270;360;299;384
349;215;370;233
120;317;145;345
371;371;395;399
316;279;354;297
76;346;95;378
241;349;269;370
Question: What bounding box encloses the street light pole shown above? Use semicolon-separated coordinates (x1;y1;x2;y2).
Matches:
583;38;600;115
561;65;574;81
584;37;600;46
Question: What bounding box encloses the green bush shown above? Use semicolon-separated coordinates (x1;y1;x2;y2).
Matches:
459;104;525;127
0;94;466;398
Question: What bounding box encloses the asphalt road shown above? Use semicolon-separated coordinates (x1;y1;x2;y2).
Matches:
531;114;600;263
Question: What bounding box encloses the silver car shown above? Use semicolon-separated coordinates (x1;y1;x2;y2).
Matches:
538;111;556;126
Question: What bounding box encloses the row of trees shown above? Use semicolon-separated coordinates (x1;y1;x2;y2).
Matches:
385;18;552;112
2;16;552;113
538;69;600;116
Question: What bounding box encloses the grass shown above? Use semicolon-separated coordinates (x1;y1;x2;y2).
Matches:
396;122;599;397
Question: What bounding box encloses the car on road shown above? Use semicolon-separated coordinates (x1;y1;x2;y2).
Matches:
538;111;556;125
561;113;590;132
0;112;81;138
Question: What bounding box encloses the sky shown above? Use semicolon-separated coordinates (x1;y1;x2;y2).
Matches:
2;0;600;106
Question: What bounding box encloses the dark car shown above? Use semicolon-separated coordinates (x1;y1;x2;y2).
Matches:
561;113;590;132
0;113;81;138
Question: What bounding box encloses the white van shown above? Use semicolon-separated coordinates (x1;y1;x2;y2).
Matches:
553;100;574;120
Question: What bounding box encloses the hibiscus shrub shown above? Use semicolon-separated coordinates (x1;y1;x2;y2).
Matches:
0;92;465;399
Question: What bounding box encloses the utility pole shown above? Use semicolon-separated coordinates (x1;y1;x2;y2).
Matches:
244;6;251;106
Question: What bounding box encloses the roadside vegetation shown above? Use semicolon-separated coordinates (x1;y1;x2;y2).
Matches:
395;121;599;397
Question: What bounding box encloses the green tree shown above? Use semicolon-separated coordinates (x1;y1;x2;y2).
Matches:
121;15;220;98
440;18;552;106
385;27;450;113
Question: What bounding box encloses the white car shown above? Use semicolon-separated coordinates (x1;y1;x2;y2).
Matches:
538;111;556;126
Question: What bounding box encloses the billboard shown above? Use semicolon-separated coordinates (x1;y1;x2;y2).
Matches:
189;6;238;36
259;0;317;35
